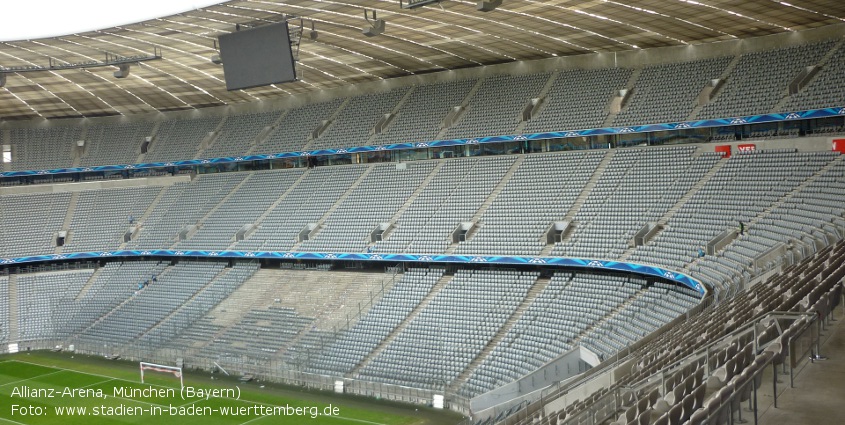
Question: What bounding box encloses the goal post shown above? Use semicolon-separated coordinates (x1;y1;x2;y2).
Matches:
140;362;183;388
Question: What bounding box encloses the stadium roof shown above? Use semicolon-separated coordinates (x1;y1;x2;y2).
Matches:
1;0;844;120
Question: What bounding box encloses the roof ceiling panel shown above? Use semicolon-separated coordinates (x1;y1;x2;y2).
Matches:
1;0;843;120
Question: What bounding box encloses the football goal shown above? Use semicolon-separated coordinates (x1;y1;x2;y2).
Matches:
139;362;183;388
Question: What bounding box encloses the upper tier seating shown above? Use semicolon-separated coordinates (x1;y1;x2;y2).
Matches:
80;121;155;166
8;126;81;171
310;88;409;151
3;39;844;173
613;57;731;126
445;73;550;140
370;79;478;146
698;40;835;119
524;68;632;133
143;116;221;162
201;111;280;158
780;42;845;112
252;98;344;155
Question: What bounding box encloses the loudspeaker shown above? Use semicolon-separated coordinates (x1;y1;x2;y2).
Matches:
114;64;131;79
477;0;503;12
362;19;385;37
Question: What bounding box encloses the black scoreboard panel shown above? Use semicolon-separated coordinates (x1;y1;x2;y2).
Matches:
218;22;296;91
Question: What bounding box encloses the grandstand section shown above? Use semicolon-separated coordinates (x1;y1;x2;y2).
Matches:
2;33;844;173
1;10;845;425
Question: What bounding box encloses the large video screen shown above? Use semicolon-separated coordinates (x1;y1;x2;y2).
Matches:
218;21;297;91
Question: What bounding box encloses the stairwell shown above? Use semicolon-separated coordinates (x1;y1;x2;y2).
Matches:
603;68;643;127
129;266;234;347
772;38;845;114
8;274;19;343
683;154;844;273
71;126;88;167
74;266;106;301
169;174;255;248
301;98;351;151
435;77;486;140
347;272;454;378
0;129;8;172
135;120;163;164
379;160;446;242
570;287;647;347
290;164;375;250
619;155;729;260
56;192;80;254
445;155;526;253
448;276;552;393
514;72;560;134
366;87;416;145
195;116;227;159
245;110;291;155
687;54;743;121
118;186;167;250
230;169;312;249
539;150;616;256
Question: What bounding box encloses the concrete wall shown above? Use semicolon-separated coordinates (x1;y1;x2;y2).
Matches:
700;136;837;153
0;174;190;195
470;346;590;413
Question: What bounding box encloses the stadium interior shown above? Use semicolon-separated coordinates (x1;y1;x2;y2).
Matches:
2;1;845;425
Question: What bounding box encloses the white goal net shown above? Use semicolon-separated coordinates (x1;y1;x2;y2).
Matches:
140;362;183;388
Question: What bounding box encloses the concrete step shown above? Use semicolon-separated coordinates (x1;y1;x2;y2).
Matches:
233;168;311;249
8;274;19;343
127;265;234;350
436;77;485;140
245;110;291;155
571;287;647;347
348;272;453;378
301;97;351;151
448;276;551;393
687;54;742;121
379;160;447;243
56;192;80;254
119;186;168;250
74;266;106;301
196;116;227;159
446;155;526;253
619;155;729;260
291;164;375;250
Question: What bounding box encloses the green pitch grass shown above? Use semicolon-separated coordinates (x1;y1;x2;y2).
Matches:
0;352;464;425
